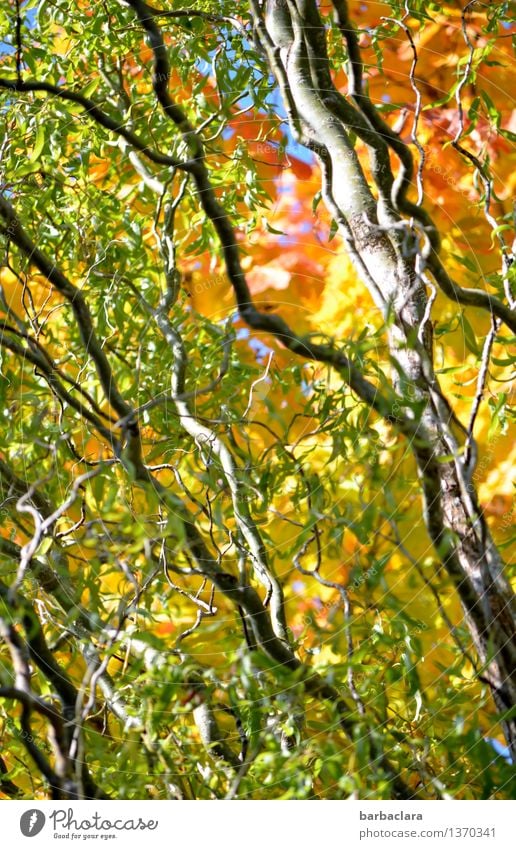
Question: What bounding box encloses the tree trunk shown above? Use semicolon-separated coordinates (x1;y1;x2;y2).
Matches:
255;0;516;757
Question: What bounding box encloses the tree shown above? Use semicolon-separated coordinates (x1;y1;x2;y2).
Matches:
0;0;514;800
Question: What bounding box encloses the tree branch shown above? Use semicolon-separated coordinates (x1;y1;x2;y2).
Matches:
0;77;190;170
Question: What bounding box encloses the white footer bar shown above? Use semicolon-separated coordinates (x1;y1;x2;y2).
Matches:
3;800;514;849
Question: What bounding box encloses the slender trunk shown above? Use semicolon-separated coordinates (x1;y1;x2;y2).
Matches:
257;0;516;757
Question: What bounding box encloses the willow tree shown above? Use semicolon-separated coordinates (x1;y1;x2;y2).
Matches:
0;0;514;800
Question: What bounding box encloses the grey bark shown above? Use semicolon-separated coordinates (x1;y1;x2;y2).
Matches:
256;0;516;756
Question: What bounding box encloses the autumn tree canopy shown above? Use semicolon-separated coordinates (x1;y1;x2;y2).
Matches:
0;0;515;800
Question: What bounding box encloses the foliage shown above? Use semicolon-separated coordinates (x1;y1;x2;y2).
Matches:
0;0;514;800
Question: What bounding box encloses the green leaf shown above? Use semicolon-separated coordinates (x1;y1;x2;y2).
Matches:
481;90;501;128
461;313;481;357
30;125;46;162
265;221;287;235
451;252;477;273
81;78;101;99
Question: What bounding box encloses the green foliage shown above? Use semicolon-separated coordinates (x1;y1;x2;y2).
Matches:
0;0;514;802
